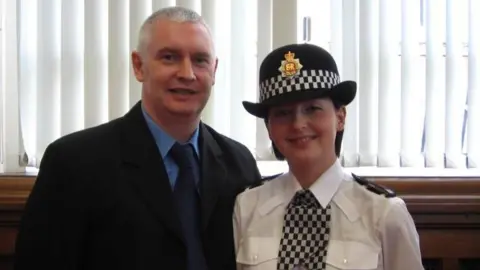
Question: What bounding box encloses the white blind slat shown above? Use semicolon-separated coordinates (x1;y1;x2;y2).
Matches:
340;0;359;167
272;0;297;49
229;0;251;145
467;0;480;168
108;0;130;120
255;0;274;160
18;0;38;166
2;0;23;172
377;0;401;167
36;0;61;162
424;0;446;167
129;0;151;108
207;0;231;136
61;0;84;134
199;0;216;126
445;0;468;168
358;0;378;166
152;0;175;11
175;0;201;13
400;0;424;167
330;0;343;74
84;0;109;128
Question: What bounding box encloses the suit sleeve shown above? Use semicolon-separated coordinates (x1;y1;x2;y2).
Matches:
233;194;243;270
244;146;262;183
14;142;87;270
380;198;424;270
251;157;261;182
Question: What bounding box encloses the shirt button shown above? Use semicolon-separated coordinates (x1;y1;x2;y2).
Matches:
343;258;348;264
253;254;258;261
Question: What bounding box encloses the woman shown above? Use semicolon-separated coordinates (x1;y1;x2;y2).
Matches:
234;43;423;270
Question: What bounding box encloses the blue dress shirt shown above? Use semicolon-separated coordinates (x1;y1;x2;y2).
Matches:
141;105;200;189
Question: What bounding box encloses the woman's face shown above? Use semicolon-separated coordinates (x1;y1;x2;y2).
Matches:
267;98;346;165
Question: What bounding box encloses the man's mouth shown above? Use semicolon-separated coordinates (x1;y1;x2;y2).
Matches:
169;88;196;95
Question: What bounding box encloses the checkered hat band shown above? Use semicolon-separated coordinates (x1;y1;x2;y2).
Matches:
259;69;340;103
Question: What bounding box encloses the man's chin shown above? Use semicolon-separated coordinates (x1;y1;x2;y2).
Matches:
169;108;202;119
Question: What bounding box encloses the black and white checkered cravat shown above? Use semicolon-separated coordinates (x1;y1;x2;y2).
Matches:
277;189;331;270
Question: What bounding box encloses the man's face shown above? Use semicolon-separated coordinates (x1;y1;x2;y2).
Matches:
132;19;218;120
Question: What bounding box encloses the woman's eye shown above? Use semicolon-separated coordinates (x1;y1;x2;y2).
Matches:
305;106;322;113
272;109;290;117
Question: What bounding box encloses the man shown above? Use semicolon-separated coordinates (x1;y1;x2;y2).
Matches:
14;6;261;270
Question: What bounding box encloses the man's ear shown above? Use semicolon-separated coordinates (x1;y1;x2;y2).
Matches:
212;57;219;86
336;106;346;131
131;51;145;82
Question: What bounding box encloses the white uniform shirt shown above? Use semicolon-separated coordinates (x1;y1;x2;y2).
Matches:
233;160;424;270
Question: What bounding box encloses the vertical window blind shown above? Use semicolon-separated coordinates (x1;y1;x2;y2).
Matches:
1;0;479;176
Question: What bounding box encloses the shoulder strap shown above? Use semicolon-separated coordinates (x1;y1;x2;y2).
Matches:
352;173;396;198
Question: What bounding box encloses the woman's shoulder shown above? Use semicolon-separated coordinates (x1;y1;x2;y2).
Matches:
244;173;284;191
350;174;397;198
235;172;287;207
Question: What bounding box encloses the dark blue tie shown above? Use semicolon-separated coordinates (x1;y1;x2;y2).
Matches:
169;143;207;270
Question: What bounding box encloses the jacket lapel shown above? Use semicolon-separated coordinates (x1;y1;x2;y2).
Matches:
199;124;227;231
118;102;183;241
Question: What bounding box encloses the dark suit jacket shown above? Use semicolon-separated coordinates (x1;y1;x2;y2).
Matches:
14;102;262;270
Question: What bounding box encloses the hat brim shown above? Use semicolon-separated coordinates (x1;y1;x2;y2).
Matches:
242;81;357;118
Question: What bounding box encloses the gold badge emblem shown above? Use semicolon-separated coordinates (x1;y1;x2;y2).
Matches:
279;51;303;78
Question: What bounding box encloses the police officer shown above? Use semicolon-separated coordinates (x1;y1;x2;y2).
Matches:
233;43;424;270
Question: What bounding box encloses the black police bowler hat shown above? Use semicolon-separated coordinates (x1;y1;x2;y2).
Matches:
243;43;357;118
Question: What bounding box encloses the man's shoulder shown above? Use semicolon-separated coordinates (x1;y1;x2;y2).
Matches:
49;117;122;155
202;123;251;154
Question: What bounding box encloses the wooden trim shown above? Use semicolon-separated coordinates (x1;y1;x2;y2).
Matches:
1;176;480;207
1;175;480;269
1;175;480;224
1;176;480;228
376;178;480;229
0;176;35;212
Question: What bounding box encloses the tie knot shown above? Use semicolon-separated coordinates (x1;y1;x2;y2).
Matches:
170;143;196;168
290;189;320;208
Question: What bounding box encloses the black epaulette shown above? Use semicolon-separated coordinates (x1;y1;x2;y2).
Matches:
244;173;283;191
352;173;396;198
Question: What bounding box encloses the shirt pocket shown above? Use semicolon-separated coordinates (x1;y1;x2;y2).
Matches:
236;237;279;270
326;240;380;270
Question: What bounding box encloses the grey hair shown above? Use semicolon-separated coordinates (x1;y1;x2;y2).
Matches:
136;6;213;54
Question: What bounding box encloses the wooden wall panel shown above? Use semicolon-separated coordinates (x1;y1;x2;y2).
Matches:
1;175;480;270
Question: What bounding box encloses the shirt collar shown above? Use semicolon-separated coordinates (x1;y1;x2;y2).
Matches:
286;159;344;209
141;104;200;158
257;159;360;222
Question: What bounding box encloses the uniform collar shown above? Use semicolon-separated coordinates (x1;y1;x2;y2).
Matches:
283;159;344;208
258;159;360;222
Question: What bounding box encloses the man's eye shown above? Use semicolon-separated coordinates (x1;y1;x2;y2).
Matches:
162;54;176;61
195;58;208;63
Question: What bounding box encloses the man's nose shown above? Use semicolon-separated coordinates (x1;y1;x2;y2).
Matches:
177;58;196;81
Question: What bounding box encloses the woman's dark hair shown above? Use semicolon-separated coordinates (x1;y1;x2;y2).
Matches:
265;99;344;160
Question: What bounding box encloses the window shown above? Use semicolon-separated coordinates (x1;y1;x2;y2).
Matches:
1;0;479;176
